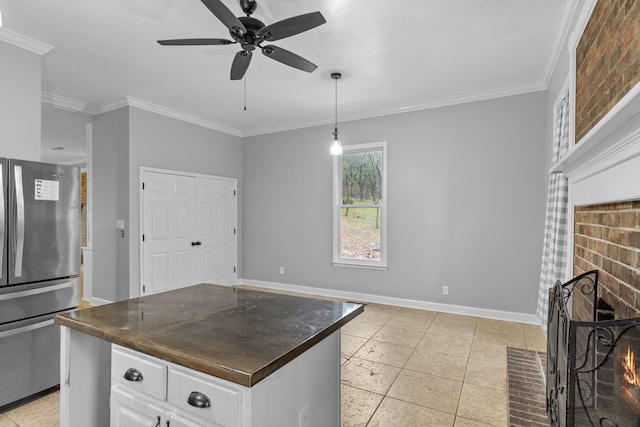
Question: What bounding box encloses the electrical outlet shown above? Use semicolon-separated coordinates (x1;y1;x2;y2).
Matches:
299;404;310;427
280;266;285;275
442;286;449;296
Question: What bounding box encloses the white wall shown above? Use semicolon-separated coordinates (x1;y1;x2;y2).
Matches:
41;105;92;165
242;92;548;315
0;41;41;160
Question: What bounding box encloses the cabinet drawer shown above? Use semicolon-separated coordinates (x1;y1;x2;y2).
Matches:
112;346;167;400
168;368;241;427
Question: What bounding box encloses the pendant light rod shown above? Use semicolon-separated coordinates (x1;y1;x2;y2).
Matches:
330;72;343;156
332;72;341;135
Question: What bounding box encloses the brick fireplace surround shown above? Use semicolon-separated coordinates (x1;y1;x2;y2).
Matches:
553;0;640;323
544;2;640;425
573;201;640;321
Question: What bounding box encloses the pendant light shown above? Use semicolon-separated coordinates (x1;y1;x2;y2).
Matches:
329;72;343;156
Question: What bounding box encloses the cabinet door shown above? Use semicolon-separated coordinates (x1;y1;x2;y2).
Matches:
166;412;213;427
142;172;195;295
194;178;237;285
111;386;165;427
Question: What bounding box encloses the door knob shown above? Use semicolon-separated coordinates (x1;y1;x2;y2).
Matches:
191;242;197;246
196;241;202;246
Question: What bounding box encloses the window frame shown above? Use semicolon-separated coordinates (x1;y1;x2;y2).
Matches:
332;141;388;270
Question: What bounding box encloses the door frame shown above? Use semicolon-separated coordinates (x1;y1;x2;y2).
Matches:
138;166;238;297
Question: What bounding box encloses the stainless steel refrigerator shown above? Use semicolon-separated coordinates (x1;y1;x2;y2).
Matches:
0;158;80;408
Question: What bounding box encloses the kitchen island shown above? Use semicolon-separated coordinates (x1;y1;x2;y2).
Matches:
55;284;363;427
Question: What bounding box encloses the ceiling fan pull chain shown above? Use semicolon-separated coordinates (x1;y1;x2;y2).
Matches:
244;74;247;111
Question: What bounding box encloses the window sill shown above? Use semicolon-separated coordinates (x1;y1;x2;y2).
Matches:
332;261;388;271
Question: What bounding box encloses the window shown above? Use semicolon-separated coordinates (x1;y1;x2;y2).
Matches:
333;141;387;269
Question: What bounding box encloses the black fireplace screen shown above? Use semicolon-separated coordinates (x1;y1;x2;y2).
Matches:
547;270;640;426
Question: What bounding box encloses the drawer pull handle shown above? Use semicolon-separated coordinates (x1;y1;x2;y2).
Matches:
123;368;144;382
187;391;211;408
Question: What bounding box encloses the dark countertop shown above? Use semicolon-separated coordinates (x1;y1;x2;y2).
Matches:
55;284;363;387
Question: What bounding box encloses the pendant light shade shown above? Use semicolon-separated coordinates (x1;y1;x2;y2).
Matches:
330;72;343;156
330;133;342;156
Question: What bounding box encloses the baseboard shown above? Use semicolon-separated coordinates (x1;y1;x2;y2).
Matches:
82;296;112;306
239;278;541;325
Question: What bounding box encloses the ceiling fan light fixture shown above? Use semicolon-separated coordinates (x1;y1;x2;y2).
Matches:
330;72;343;156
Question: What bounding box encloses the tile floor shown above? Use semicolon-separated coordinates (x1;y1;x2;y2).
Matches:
339;303;546;427
0;302;546;427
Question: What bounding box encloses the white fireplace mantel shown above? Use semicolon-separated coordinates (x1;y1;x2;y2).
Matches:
551;81;640;207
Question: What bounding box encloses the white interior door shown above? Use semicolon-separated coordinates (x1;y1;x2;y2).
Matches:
141;170;237;295
142;171;195;295
195;177;237;285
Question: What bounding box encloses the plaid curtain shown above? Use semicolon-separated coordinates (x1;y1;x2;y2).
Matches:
537;92;570;332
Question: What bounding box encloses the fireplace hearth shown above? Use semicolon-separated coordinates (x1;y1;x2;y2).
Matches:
547;270;640;426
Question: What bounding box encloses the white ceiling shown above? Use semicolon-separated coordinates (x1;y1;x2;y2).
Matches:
1;0;569;140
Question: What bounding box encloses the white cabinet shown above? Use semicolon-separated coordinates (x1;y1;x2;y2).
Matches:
111;386;212;427
167;367;241;426
110;386;165;427
141;170;237;295
112;347;167;400
110;345;240;427
62;332;341;427
165;413;209;427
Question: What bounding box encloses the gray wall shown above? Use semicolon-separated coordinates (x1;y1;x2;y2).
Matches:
0;41;41;160
126;107;242;298
242;92;548;314
92;108;130;302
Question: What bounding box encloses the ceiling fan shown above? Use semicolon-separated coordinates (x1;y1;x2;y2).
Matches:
157;0;326;80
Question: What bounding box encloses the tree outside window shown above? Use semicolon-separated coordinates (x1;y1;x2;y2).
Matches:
333;142;387;269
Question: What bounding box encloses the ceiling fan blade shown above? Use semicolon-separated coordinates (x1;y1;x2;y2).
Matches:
200;0;246;35
258;11;326;41
261;45;317;73
230;50;253;80
157;38;235;46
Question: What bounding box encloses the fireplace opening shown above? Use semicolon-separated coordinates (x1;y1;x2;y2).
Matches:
622;343;640;416
547;270;640;427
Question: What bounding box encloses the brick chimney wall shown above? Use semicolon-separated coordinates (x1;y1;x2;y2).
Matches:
573;202;640;320
575;0;640;143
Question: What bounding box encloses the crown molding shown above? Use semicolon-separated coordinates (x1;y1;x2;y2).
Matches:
541;0;580;89
42;93;244;137
97;97;129;114
41;92;99;116
41;79;546;139
100;97;243;137
0;28;53;55
242;80;546;137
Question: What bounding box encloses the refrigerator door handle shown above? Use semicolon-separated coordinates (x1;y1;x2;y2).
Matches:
14;165;25;277
0;281;73;301
0;319;54;339
0;163;4;279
